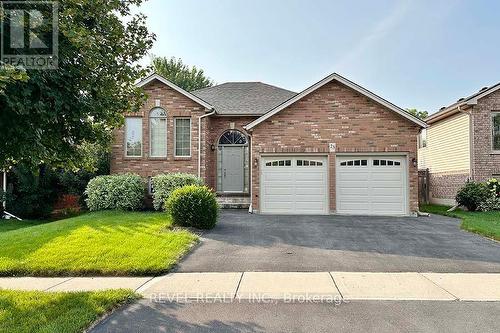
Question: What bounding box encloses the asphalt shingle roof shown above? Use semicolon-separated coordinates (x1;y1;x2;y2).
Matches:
191;82;296;115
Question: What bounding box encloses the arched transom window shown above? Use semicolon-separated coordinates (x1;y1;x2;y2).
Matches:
150;107;167;157
218;130;247;145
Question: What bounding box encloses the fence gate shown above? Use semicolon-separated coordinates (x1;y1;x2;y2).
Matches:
418;169;430;205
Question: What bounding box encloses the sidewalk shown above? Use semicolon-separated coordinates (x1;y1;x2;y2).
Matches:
1;272;500;301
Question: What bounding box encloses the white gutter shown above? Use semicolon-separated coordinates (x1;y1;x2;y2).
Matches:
198;109;216;178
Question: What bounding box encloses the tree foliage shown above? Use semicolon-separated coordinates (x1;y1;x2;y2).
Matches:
406;108;428;120
151;56;214;91
0;0;155;170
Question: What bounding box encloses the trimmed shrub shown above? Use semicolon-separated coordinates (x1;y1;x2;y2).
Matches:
85;174;144;211
478;195;500;212
166;185;218;229
152;173;204;211
455;181;490;212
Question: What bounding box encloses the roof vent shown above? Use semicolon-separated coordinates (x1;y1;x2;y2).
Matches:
457;97;465;102
440;106;446;111
480;86;489;92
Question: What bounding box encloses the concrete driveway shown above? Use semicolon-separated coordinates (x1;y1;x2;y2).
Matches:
176;210;500;273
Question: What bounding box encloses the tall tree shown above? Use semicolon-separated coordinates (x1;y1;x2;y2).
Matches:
151;56;214;91
406;108;428;120
0;0;155;170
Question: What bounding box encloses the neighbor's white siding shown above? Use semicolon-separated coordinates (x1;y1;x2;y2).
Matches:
419;112;470;173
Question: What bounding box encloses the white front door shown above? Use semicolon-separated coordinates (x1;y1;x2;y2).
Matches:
336;155;408;215
260;156;329;214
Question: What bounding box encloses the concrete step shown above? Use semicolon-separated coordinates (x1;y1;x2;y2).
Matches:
216;196;250;209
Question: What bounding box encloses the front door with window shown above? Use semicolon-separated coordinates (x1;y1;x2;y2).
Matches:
221;146;244;192
218;130;248;193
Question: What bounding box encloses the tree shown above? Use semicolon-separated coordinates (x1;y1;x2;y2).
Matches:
406;108;428;120
151;56;214;91
0;0;155;170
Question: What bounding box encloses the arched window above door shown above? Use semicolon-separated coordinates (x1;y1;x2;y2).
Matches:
218;130;247;145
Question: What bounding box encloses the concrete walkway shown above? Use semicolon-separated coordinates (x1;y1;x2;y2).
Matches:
1;272;500;301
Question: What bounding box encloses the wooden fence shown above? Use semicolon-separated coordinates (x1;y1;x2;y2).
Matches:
418;169;430;205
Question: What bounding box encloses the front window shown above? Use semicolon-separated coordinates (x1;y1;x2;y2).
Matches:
175;118;191;157
493;112;500;151
125;117;142;157
419;129;427;148
150;108;167;157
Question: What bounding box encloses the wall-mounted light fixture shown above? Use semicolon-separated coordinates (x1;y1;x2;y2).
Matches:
211;144;216;151
412;158;417;167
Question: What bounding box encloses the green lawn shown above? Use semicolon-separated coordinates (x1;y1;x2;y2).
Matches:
420;204;500;241
0;219;49;233
0;289;137;333
0;211;197;276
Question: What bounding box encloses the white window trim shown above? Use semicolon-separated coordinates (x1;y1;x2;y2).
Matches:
492;111;500;152
125;117;143;158
149;109;167;158
174;117;192;157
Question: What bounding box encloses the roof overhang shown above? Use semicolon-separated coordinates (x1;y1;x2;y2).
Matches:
426;82;500;124
244;73;427;130
136;73;214;110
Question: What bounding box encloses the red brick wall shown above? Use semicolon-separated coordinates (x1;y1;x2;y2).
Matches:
249;80;420;213
110;80;208;179
471;90;500;181
428;172;470;204
204;116;257;189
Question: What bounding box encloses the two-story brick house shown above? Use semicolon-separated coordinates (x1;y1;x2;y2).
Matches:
111;72;426;215
418;83;500;204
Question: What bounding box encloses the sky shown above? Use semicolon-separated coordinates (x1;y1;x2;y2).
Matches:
136;0;500;115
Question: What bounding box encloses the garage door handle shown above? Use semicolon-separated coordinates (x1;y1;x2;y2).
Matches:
223;169;226;178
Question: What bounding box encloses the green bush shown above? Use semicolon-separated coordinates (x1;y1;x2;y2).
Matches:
486;178;500;197
166;185;218;229
455;181;491;212
85;174;144;211
152;173;204;211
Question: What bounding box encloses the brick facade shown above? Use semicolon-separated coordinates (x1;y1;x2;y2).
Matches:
110;80;207;178
111;78;421;214
248;80;420;213
471;89;500;181
428;171;470;205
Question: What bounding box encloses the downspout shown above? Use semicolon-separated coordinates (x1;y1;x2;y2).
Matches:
247;130;253;213
457;105;474;180
198;109;216;178
2;171;6;209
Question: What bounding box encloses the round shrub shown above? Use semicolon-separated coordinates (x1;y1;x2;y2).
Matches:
151;173;204;211
85;174;144;211
166;185;218;229
455;181;490;212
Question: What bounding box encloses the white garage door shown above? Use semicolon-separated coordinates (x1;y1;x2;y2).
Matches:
336;155;408;215
261;156;329;214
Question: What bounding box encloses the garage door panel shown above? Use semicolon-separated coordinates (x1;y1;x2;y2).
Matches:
261;156;328;214
336;156;407;215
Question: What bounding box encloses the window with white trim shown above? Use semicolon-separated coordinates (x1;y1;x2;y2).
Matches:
373;159;401;166
296;160;324;167
265;160;292;167
150;108;167;157
175;118;191;157
339;159;368;166
418;129;427;148
125;117;142;157
492;112;500;151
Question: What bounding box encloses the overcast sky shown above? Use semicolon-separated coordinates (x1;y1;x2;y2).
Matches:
137;0;500;114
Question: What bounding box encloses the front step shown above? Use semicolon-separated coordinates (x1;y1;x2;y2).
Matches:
216;195;251;209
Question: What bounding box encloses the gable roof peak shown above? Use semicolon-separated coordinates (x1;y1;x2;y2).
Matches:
244;72;426;129
135;73;214;110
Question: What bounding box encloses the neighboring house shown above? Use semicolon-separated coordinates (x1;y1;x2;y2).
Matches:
418;83;500;205
111;72;426;216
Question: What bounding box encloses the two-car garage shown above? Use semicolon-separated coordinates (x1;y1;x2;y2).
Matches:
260;155;408;216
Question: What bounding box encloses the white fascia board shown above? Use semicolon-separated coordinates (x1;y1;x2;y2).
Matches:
244;73;427;130
136;73;214;110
